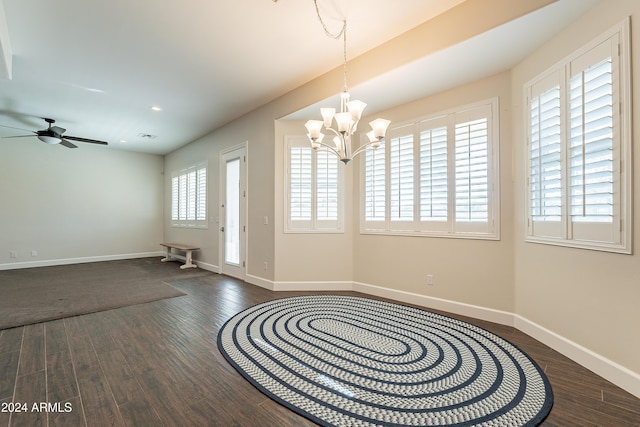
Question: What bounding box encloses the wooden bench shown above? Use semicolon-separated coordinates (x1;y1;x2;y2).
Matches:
160;243;200;269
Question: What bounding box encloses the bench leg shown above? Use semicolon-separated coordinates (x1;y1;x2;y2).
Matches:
180;249;198;269
161;247;172;262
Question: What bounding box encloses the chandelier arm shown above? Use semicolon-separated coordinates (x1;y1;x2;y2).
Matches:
350;142;376;159
313;140;342;158
323;126;340;137
322;126;346;157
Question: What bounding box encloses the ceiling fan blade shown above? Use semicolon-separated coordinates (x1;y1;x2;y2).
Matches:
0;123;33;132
64;135;108;145
2;134;35;138
60;139;78;149
50;126;66;135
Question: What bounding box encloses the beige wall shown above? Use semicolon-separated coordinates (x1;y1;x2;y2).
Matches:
352;72;515;312
511;0;640;373
0;142;163;267
163;108;278;281
274;119;353;284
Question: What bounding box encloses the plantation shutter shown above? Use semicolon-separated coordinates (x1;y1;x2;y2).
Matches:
525;21;630;252
286;136;343;232
528;72;563;239
178;173;187;221
171;176;179;222
363;140;386;226
315;150;341;229
289;145;312;227
389;125;414;228
454;105;492;234
419;116;448;230
196;166;207;222
186;170;196;221
171;162;207;228
568;38;618;243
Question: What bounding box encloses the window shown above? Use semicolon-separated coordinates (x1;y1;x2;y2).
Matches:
525;20;631;253
361;98;499;239
171;162;207;228
285;135;343;232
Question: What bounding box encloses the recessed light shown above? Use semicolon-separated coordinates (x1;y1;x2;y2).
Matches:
151;105;162;112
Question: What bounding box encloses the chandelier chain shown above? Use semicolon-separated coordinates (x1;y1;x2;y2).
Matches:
277;0;392;164
312;0;348;92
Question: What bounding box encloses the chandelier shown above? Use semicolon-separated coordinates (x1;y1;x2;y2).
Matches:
300;1;391;164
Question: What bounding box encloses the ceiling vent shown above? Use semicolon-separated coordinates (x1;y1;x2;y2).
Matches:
138;133;157;139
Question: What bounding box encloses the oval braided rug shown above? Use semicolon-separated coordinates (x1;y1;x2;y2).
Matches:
217;295;553;426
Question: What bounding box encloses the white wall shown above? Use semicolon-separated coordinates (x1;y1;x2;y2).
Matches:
511;0;640;377
0;141;163;268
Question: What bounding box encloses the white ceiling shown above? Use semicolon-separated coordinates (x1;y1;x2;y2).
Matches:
0;0;597;155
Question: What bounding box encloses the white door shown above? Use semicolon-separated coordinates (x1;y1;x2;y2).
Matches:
220;145;247;279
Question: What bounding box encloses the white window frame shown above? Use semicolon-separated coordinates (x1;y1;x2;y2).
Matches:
360;98;500;240
525;19;632;254
171;161;208;229
284;135;344;233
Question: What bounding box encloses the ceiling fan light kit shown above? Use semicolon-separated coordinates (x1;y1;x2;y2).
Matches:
37;135;61;144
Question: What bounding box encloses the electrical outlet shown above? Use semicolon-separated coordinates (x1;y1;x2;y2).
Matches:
263;261;268;271
427;274;434;285
10;251;17;258
31;250;38;257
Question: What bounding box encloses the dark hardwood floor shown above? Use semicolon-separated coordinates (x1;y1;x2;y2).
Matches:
1;259;639;426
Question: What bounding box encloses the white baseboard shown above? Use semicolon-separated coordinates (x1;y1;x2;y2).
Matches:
514;315;640;399
245;274;275;290
0;252;164;270
353;281;514;326
274;280;353;292
244;276;353;292
193;261;219;273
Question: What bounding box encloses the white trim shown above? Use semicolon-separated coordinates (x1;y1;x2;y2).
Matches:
219;143;248;280
524;18;632;254
195;260;219;274
352;281;514;326
360;97;500;240
0;252;164;270
514;315;640;399
245;274;275;290
273;280;352;292
284;135;345;234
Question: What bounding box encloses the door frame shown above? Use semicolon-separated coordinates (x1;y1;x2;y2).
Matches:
218;142;248;280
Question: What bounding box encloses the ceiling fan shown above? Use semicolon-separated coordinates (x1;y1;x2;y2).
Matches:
0;118;108;148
